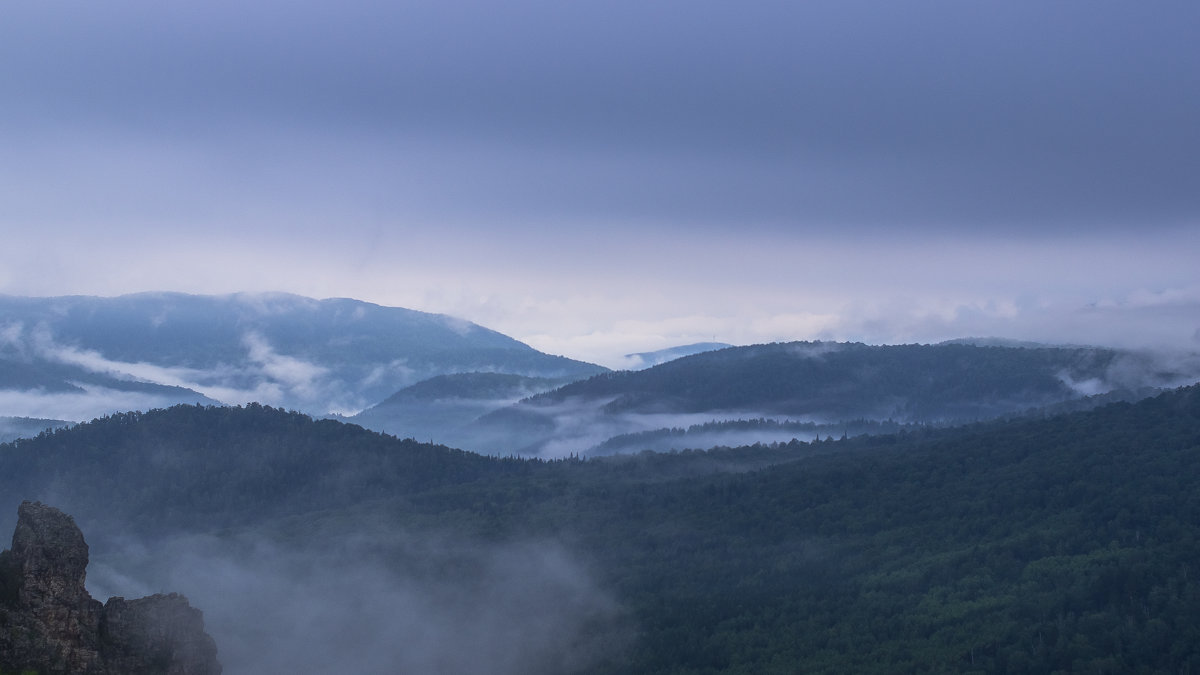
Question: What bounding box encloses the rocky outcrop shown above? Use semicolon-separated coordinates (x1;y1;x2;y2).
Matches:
0;502;221;675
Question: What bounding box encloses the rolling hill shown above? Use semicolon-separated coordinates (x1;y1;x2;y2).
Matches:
348;372;569;445
1;387;1198;672
468;340;1197;456
0;292;606;422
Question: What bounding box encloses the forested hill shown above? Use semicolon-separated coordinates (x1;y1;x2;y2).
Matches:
0;404;526;539
0;403;804;542
0;292;607;420
466;340;1193;456
2;388;1200;672
529;341;1176;419
472;384;1200;673
349;372;570;446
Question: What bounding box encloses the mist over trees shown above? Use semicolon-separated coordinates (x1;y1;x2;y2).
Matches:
0;293;606;421
4;295;1200;672
2;386;1199;672
460;341;1195;456
4;293;1193;461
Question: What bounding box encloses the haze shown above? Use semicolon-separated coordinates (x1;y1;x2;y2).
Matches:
1;1;1197;367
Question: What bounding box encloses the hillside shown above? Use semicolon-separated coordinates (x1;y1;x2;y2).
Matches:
2;389;1199;672
0;404;521;541
352;386;1200;673
0;292;606;422
470;341;1194;455
349;372;568;445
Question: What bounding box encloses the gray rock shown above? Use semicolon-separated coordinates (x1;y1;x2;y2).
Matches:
0;502;221;675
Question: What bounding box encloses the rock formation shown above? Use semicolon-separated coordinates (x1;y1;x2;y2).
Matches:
0;502;221;674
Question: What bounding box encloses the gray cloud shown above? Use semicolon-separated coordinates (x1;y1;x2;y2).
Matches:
0;1;1196;366
2;1;1197;234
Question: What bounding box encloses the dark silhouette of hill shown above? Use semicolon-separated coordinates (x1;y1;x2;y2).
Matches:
0;404;525;540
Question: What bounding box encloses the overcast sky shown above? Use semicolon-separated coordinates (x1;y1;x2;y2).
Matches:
1;1;1197;367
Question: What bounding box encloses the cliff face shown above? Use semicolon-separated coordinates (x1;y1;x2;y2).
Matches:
0;502;221;675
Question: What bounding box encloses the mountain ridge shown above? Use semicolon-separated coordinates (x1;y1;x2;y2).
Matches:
0;292;607;422
466;340;1198;456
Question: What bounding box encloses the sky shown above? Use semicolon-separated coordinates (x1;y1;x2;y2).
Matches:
1;0;1198;368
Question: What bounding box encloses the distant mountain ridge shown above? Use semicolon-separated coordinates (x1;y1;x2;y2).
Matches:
466;340;1199;456
621;342;732;369
0;416;73;444
349;372;568;446
0;292;606;422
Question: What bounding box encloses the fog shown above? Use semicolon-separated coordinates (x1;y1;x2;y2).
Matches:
33;328;358;414
464;395;847;458
0;386;202;424
87;526;630;675
584;419;910;457
0;416;72;444
1100;348;1200;391
1;318;399;418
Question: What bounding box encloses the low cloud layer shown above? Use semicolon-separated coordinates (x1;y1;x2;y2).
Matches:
0;387;196;424
88;527;630;675
0;319;376;417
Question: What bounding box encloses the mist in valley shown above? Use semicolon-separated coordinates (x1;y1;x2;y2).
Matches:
86;525;630;675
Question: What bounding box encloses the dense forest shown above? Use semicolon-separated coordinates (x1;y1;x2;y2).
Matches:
1;387;1198;672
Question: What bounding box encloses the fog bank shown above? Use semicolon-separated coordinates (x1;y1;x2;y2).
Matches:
88;527;631;675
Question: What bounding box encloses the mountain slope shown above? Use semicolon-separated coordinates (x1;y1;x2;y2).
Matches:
471;341;1196;455
588;385;1200;673
621;342;732;369
2;387;1200;672
0;292;606;420
349;372;567;445
0;403;520;540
